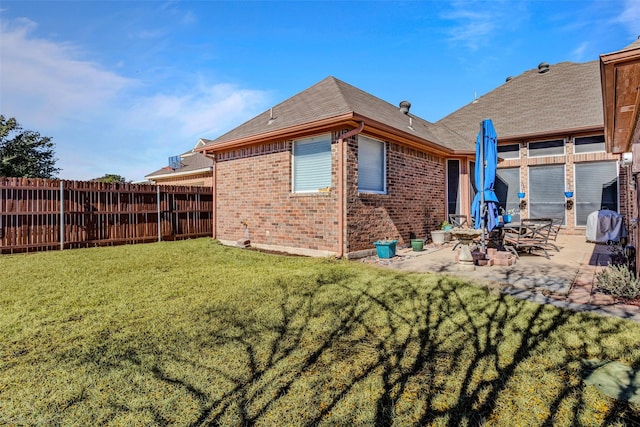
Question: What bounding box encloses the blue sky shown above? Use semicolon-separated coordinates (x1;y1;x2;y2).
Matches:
1;1;639;181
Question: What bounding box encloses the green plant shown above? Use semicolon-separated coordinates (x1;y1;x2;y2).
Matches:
596;263;640;300
440;220;451;230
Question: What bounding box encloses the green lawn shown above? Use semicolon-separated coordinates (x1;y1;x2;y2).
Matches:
1;238;639;426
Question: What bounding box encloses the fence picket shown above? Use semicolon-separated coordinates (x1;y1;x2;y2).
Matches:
0;178;213;253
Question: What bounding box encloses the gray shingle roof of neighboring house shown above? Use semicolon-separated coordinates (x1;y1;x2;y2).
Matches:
622;37;640;50
200;76;472;152
145;151;213;179
436;61;603;142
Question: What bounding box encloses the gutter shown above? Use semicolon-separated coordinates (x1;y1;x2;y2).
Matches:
337;121;365;258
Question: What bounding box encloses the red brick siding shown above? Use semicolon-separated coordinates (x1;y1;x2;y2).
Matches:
215;140;339;251
346;137;446;252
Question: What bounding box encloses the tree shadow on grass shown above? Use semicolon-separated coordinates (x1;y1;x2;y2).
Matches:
65;267;640;425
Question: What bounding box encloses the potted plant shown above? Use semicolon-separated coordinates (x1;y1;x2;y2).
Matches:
410;238;424;251
500;208;519;224
373;239;398;258
431;221;452;244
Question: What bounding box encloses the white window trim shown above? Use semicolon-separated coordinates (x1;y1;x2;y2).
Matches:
573;160;620;227
357;135;387;194
446;159;461;216
497;143;521;160
527;139;566;158
573;134;606;154
291;134;332;193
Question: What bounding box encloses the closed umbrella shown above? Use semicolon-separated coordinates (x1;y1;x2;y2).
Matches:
471;119;499;251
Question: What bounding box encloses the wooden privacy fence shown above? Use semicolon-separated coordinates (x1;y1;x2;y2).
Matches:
0;178;213;254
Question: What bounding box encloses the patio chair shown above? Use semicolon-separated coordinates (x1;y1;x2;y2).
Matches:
502;218;559;259
449;214;477;250
549;215;564;242
449;214;469;228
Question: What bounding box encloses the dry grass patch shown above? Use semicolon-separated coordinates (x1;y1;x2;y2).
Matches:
1;238;639;426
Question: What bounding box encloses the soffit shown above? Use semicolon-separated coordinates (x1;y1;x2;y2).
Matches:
601;43;640;153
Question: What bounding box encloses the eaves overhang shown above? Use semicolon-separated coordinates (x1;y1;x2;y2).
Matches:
145;166;213;180
493;125;604;144
196;112;455;157
196;113;357;153
600;44;640;154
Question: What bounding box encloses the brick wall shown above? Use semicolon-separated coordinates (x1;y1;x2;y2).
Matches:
212;130;447;255
498;135;619;235
345;136;446;252
215;140;339;252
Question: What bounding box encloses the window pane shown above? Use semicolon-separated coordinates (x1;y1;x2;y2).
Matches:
293;135;331;192
575;162;618;226
358;136;385;193
447;160;460;215
575;135;605;154
528;139;564;157
497;144;520;159
529;165;565;221
495;168;521;221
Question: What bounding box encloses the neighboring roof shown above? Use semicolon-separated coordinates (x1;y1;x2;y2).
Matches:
145;151;213;180
200;76;471;152
437;61;603;142
622;37;640;51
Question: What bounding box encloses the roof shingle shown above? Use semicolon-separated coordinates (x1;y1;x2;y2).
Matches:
201;76;470;151
436;61;603;142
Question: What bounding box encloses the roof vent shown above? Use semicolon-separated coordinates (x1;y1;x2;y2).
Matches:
399;100;411;114
538;62;550;73
505;76;513;82
267;107;276;125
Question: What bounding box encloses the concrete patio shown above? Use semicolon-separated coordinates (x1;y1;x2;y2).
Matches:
368;234;640;323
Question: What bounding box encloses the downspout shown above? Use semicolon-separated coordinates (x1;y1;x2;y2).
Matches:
204;153;217;239
337;121;365;258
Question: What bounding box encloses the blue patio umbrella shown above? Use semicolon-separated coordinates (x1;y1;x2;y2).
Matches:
472;119;499;250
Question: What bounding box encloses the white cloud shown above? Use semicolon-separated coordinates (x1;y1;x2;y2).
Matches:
0;17;271;181
440;0;527;50
617;0;640;38
0;18;133;127
128;81;270;140
571;42;589;61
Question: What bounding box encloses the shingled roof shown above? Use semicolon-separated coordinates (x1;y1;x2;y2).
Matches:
436;61;603;142
200;76;470;152
145;150;213;179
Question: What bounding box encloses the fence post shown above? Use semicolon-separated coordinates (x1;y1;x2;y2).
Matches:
60;181;64;250
157;185;161;242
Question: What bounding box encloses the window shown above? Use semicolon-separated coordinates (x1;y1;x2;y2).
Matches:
495;168;521;222
529;165;566;221
358;136;386;193
292;134;332;192
575;135;605;154
528;139;564;157
574;162;618;226
497;144;520;160
447;160;461;215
